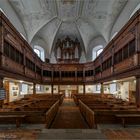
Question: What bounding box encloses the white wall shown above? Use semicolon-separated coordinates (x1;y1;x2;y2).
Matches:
0;0;27;39
119;82;129;101
31;36;49;60
20;84;28;95
109;83;117;94
110;0;140;40
85;85;100;94
43;85;52;94
53;85;58;94
78;85;83;94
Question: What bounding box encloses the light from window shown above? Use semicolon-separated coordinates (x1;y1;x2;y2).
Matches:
111;32;118;40
34;48;41;58
34;45;45;62
96;48;103;57
130;4;140;19
36;85;41;91
96;84;100;91
92;45;103;61
20;33;26;40
0;8;7;16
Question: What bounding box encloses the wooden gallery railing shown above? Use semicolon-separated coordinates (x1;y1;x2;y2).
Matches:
0;12;42;83
0;9;140;85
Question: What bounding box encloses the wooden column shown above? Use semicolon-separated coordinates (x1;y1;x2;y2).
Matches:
51;84;54;95
58;85;60;94
100;83;104;94
83;84;85;94
135;21;140;53
136;76;140;107
135;21;140;65
77;85;78;94
0;77;4;107
33;83;36;96
0;22;4;67
0;77;3;88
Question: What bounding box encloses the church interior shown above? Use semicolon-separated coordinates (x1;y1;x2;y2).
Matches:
1;0;140;139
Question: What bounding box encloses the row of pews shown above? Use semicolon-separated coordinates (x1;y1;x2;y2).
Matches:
0;94;64;128
73;94;140;128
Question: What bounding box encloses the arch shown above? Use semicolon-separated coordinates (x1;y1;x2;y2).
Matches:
34;45;45;62
110;32;118;40
92;45;103;61
130;3;140;18
96;48;103;57
0;8;7;16
20;33;27;41
86;36;107;61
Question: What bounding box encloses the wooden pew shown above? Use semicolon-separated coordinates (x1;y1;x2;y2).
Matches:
75;94;140;128
79;100;96;128
0;114;26;128
0;94;64;126
45;100;59;128
115;114;140;127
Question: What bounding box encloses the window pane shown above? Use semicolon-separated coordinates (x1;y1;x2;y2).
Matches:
34;48;41;57
97;49;103;56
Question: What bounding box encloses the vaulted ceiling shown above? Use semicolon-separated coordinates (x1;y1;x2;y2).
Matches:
7;0;129;59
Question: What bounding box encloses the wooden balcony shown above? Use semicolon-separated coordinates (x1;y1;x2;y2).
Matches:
25;68;36;79
61;77;76;82
102;68;112;79
43;77;52;82
95;73;101;80
114;55;137;74
85;76;94;82
1;56;24;75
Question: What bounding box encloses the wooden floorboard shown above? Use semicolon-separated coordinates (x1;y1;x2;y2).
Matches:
50;98;89;129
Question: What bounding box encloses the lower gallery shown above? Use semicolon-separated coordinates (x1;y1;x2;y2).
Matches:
1;1;140;139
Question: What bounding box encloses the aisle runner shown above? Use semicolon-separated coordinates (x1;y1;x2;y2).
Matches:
50;98;89;129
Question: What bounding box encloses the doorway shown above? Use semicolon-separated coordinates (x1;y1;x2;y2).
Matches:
59;85;78;98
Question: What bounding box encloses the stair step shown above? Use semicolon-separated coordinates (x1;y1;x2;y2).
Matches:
38;129;106;139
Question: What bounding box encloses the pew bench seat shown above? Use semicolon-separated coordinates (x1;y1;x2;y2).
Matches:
0;114;26;128
115;114;140;127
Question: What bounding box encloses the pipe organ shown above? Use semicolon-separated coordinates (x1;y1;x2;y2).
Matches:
54;36;80;63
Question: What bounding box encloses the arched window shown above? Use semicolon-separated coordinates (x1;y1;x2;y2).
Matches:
96;48;103;57
34;45;45;62
92;45;103;60
130;3;140;18
34;48;41;57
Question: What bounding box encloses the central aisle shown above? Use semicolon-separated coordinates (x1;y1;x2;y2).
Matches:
50;98;89;129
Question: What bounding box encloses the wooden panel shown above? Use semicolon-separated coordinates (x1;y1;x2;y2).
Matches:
43;77;52;82
114;34;135;53
102;68;112;78
95;73;101;80
114;56;137;73
25;68;36;79
85;76;94;82
1;56;24;74
61;77;76;82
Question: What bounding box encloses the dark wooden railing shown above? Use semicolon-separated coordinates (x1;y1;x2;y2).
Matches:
0;9;140;84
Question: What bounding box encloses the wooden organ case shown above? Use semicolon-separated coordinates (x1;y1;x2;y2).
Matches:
54;36;80;63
